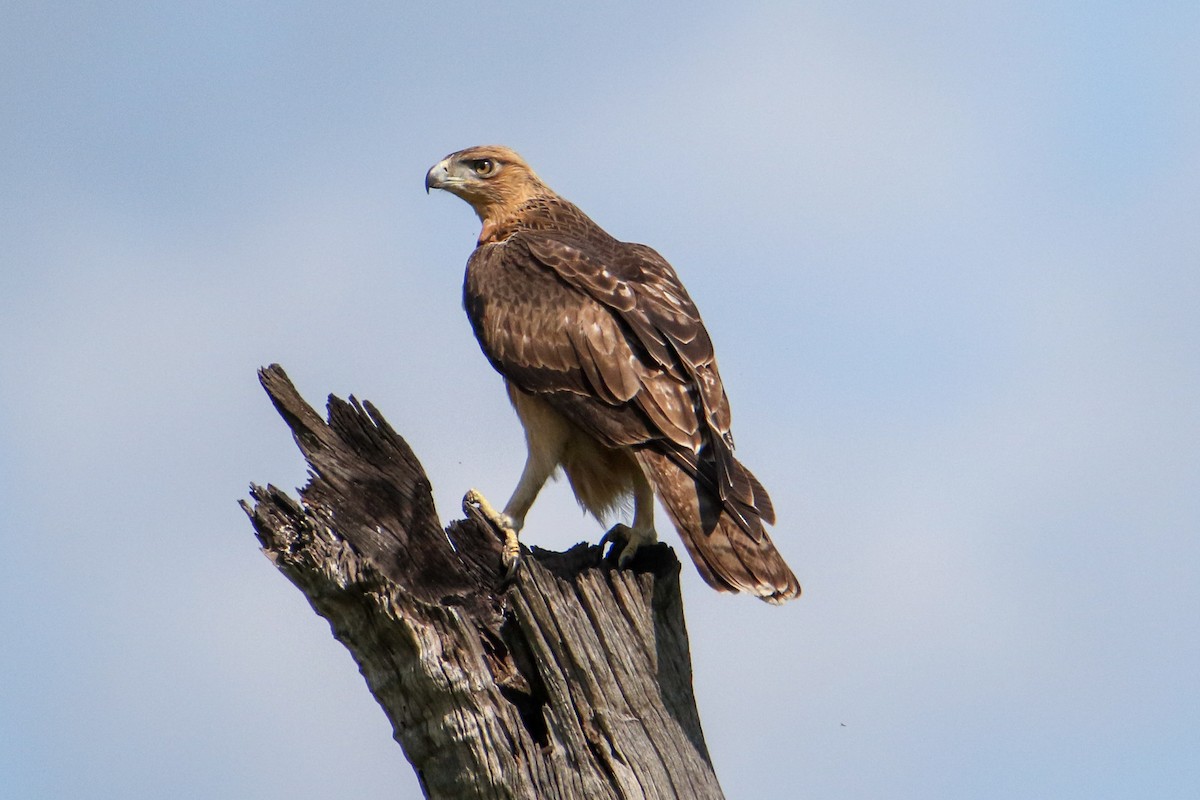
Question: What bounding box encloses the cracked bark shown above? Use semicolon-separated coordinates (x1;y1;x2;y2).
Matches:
241;365;725;800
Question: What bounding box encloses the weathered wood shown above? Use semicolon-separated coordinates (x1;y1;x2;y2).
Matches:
241;364;725;800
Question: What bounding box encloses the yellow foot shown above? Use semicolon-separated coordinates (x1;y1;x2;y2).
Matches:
600;523;658;568
463;489;521;578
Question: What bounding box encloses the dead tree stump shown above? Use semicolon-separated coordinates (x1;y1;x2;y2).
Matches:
241;365;725;800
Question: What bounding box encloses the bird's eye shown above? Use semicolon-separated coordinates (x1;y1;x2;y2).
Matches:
471;159;495;176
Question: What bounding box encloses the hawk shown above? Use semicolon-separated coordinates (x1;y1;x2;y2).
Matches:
426;146;800;603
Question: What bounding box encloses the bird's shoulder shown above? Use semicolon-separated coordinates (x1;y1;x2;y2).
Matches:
494;208;692;309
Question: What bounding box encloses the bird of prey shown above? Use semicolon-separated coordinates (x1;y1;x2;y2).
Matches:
426;145;800;603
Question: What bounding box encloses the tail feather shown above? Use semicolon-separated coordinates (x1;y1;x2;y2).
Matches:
637;449;800;603
701;434;774;540
745;465;775;525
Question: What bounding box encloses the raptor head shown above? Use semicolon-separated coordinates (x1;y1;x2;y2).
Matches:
425;145;548;224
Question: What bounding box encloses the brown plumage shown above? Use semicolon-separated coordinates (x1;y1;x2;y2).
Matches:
426;145;800;603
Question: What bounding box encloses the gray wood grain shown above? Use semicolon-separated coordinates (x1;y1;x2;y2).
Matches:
241;365;725;800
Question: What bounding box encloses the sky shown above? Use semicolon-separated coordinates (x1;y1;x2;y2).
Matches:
1;2;1198;798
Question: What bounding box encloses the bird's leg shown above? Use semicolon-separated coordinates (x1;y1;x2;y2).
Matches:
464;449;556;578
602;469;658;568
463;489;523;576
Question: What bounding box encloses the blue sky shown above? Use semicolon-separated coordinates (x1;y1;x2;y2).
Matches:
2;2;1197;798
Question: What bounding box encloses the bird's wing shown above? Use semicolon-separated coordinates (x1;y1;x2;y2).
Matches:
464;231;771;532
523;235;734;437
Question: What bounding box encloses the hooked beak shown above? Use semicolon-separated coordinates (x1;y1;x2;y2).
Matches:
425;158;452;194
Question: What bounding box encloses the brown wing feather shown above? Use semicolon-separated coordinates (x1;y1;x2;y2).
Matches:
522;235;730;434
567;303;641;404
464;208;779;555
